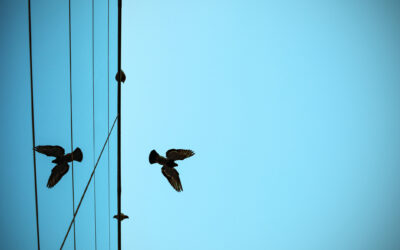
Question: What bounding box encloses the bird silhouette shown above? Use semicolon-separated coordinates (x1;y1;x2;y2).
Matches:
149;149;194;192
113;213;129;221
115;69;126;83
34;145;83;188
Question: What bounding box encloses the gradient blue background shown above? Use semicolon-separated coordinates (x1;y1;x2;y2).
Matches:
1;0;400;249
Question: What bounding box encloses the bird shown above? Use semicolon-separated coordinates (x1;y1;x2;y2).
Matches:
34;145;83;188
115;69;126;83
113;213;129;221
149;149;195;192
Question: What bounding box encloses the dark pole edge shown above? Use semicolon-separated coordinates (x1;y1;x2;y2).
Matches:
117;0;122;249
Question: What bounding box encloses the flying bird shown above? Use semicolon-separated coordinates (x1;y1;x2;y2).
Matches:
113;213;129;221
149;149;195;192
115;69;126;83
34;145;83;188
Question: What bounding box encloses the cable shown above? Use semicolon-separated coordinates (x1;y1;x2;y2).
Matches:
68;0;77;249
28;0;41;249
60;116;118;250
117;0;122;249
107;0;111;248
92;0;98;248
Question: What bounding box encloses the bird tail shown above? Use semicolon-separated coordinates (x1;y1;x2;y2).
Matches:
149;150;159;164
72;147;83;162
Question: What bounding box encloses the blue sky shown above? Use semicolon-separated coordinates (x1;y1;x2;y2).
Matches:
1;0;400;249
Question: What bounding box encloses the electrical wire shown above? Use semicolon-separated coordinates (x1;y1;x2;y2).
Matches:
68;0;77;248
60;116;118;250
107;0;111;248
92;0;98;248
28;0;41;248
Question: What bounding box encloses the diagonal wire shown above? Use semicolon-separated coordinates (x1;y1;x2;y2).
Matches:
107;0;111;248
68;0;77;249
60;115;118;250
28;0;41;249
92;0;98;248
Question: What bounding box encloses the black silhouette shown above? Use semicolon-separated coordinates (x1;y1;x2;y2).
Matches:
34;145;83;188
113;213;129;221
149;149;194;192
115;70;126;83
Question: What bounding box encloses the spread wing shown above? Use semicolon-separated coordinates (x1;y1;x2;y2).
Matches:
47;162;69;188
161;166;183;192
35;145;65;158
166;149;194;161
114;213;129;220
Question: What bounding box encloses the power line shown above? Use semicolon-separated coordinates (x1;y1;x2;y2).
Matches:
117;0;122;249
60;115;118;250
92;0;98;248
28;0;41;249
68;0;77;248
107;0;111;248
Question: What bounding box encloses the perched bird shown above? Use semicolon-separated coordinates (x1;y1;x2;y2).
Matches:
34;145;83;188
113;213;129;221
115;69;126;83
149;149;195;192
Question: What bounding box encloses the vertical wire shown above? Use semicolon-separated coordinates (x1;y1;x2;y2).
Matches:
68;0;77;249
117;0;122;249
92;0;98;249
107;0;111;248
28;0;41;249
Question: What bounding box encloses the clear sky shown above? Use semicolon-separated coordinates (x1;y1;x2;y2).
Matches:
1;0;400;250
